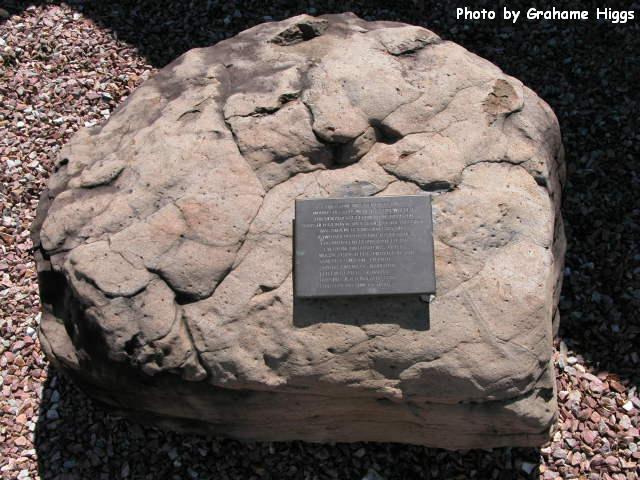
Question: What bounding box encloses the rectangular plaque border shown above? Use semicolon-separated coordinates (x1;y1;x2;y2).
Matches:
293;195;436;299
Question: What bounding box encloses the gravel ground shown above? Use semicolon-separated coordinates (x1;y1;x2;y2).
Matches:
1;1;638;479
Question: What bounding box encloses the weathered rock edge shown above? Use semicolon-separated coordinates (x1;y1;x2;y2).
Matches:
32;13;566;449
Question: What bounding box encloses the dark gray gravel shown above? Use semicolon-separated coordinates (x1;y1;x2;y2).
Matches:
1;1;638;479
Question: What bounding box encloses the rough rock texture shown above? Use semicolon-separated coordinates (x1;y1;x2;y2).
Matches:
32;13;565;449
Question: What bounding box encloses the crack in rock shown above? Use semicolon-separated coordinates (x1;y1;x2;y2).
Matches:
270;17;329;46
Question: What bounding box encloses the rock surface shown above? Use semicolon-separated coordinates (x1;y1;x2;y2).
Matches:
32;13;565;449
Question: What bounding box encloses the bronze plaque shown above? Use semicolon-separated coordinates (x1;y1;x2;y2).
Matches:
294;195;435;298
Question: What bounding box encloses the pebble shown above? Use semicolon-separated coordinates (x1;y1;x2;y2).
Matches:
520;461;536;474
362;470;385;480
46;408;59;420
582;430;598;445
610;380;626;393
605;456;619;467
14;436;28;447
619;415;632;429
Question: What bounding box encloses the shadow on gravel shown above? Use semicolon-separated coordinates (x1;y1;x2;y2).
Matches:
12;0;638;477
35;368;541;479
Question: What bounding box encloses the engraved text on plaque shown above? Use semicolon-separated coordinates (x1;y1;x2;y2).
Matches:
294;195;435;298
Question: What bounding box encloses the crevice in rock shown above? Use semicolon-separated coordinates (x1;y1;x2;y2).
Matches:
145;254;230;307
429;354;553;409
313;173;331;196
38;268;70;320
461;289;543;367
373;180;399;196
419;180;453;192
246;268;292;307
462;158;525;172
534;175;547;188
382;167;454;193
263;351;290;370
294;97;366;174
177;108;201;121
270;18;329;46
228;196;263;263
454;385;553;409
388;43;436;56
39;186;119;255
174;289;208;306
159;192;265;307
72;263;149;300
299;97;404;170
224;91;300;120
483;79;524;119
218;74;269;196
385;80;496;139
77;165;125;189
299;97;340;147
179;311;210;381
435;236;467;254
462;158;550;194
380;36;444;57
368;120;403;145
539;387;554;402
123;332;144;356
257;284;277;294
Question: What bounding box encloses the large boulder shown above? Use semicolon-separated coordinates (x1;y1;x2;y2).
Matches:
33;13;565;449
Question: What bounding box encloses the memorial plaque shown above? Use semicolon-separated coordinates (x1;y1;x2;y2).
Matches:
294;195;436;298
